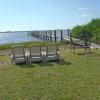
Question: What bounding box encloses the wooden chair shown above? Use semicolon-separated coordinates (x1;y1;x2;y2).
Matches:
28;45;42;63
46;44;60;61
11;45;27;64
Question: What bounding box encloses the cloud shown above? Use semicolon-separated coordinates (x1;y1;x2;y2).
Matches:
78;7;88;11
77;7;93;18
80;14;92;18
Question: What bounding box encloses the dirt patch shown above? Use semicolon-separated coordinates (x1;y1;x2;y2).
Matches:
0;61;6;66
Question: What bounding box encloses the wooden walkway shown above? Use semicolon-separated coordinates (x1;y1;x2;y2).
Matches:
63;37;100;49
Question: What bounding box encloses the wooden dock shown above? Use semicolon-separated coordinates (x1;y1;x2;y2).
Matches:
31;29;71;43
31;29;100;49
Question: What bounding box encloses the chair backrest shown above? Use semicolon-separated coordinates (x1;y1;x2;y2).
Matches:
46;44;58;55
30;45;41;57
12;45;25;58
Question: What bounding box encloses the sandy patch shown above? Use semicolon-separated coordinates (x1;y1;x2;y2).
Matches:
0;61;6;66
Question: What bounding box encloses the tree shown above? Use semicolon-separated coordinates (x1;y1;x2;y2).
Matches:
72;25;92;41
72;18;100;43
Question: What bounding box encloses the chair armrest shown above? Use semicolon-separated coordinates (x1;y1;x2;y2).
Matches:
42;51;46;56
11;55;13;58
25;51;30;58
57;49;60;54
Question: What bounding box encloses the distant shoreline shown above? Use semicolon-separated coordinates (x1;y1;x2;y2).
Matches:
0;31;31;33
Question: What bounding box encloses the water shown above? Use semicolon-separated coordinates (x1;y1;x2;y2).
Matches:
0;31;41;45
0;29;70;45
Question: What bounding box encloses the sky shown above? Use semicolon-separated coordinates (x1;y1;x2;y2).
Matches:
0;0;100;31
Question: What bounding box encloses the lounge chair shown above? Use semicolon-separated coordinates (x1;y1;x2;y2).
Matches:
28;45;42;63
46;44;60;61
11;45;27;64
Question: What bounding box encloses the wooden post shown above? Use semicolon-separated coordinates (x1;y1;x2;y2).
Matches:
89;39;91;52
35;31;36;37
61;30;63;43
43;31;44;40
50;33;52;42
39;31;40;38
70;32;72;52
38;31;39;38
36;31;37;37
45;30;47;40
73;42;75;54
44;30;45;40
42;30;44;40
41;31;43;39
54;30;57;43
50;30;52;42
68;29;70;37
40;31;42;39
44;30;46;40
47;30;49;40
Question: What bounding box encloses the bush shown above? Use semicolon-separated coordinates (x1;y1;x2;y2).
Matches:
72;18;100;43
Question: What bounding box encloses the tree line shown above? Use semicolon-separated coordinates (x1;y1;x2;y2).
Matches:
72;18;100;44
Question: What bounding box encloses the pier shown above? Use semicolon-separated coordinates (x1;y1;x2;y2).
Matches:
31;29;100;53
31;29;71;43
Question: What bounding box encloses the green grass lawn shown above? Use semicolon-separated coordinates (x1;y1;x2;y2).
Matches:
0;49;100;100
0;41;49;50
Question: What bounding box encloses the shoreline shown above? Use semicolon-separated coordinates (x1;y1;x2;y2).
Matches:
0;41;67;50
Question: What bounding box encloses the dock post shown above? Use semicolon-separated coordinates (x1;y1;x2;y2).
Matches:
39;31;41;38
43;30;45;40
61;30;63;43
68;29;70;37
41;31;42;39
47;30;49;40
40;31;42;39
54;30;57;43
37;31;40;38
44;30;46;40
45;30;47;40
73;42;75;54
70;32;72;52
49;30;52;42
36;31;38;37
36;31;37;37
35;31;36;37
42;30;44;40
42;31;43;40
44;30;45;40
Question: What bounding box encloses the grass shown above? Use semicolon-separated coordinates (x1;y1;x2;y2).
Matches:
0;48;100;100
0;41;67;50
0;41;49;50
